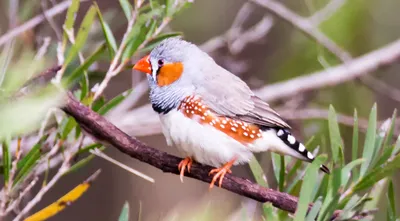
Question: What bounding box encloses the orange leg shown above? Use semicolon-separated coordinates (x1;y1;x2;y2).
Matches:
178;157;193;182
208;158;236;189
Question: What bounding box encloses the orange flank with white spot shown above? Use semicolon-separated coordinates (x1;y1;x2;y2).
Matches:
179;96;263;144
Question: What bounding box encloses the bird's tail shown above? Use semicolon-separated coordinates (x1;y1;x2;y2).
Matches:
274;128;330;174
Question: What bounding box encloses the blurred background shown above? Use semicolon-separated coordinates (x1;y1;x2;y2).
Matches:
0;0;400;220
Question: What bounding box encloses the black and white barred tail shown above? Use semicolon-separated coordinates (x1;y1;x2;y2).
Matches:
275;128;330;174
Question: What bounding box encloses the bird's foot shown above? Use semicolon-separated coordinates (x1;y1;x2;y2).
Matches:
208;158;236;189
178;157;193;182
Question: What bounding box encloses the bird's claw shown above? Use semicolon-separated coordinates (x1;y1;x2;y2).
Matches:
178;157;193;182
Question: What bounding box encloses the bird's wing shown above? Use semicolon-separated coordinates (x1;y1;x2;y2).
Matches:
195;66;290;129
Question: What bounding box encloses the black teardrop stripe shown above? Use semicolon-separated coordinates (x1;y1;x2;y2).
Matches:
271;127;330;174
152;102;175;114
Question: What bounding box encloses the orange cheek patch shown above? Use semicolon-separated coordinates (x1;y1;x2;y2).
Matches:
157;62;184;86
179;96;263;144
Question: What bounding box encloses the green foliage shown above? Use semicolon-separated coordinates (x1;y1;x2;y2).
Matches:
0;0;192;218
1;0;398;220
249;105;399;220
118;202;130;221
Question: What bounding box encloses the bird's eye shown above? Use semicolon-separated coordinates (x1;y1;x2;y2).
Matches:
157;59;164;66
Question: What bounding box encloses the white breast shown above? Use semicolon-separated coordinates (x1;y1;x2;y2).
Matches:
159;110;253;167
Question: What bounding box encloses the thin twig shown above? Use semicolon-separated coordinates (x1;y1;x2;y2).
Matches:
41;0;63;41
90;148;154;183
8;0;19;29
4;176;39;216
251;0;400;102
200;2;274;54
92;1;144;101
12;161;70;221
309;0;347;25
250;0;352;61
0;0;78;47
255;38;400;102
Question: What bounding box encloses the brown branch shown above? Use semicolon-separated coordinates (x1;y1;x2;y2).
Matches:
61;92;364;220
62;93;298;211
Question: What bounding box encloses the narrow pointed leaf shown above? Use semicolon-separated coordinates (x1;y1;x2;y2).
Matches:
294;155;326;221
65;5;97;66
95;3;118;58
63;0;80;45
13;136;48;186
66;43;107;85
97;89;133;115
119;202;130;221
2;137;11;185
328;105;342;164
119;0;132;20
140;32;183;53
360;104;377;177
248;157;275;219
353;152;400;192
25;170;100;221
306;197;323;221
383;110;397;149
387;180;396;221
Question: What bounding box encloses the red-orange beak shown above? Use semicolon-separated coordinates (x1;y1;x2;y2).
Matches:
133;55;151;74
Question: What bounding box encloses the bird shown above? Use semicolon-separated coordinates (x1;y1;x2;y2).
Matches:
133;37;330;189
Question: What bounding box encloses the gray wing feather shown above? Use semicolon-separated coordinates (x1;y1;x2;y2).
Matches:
195;65;290;129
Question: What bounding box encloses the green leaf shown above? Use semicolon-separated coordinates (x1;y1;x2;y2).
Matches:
16;135;48;170
393;135;400;156
383;109;397;150
97;89;133;115
248;157;275;220
248;156;268;187
353;152;400;192
59;117;77;140
119;201;130;221
66;43;107;85
351;109;359;182
279;155;285;191
328;105;343;164
318;168;341;221
314;173;329;201
13;136;48;186
144;20;157;39
140;32;183;53
78;143;102;155
387;180;396;221
95;3;117;58
352;109;359;161
121;9;162;60
2;137;11;185
360;104;377;178
65;5;97;66
119;0;133;20
306;197;323;221
341;159;364;188
271;153;281;186
165;0;174;17
374;145;395;169
63;0;80;45
65;146;104;175
338;194;361;220
294;155;326;221
79;71;89;100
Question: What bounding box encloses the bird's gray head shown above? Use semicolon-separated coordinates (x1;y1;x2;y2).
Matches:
133;37;214;113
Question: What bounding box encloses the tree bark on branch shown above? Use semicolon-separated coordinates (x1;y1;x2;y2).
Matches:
61;92;370;220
